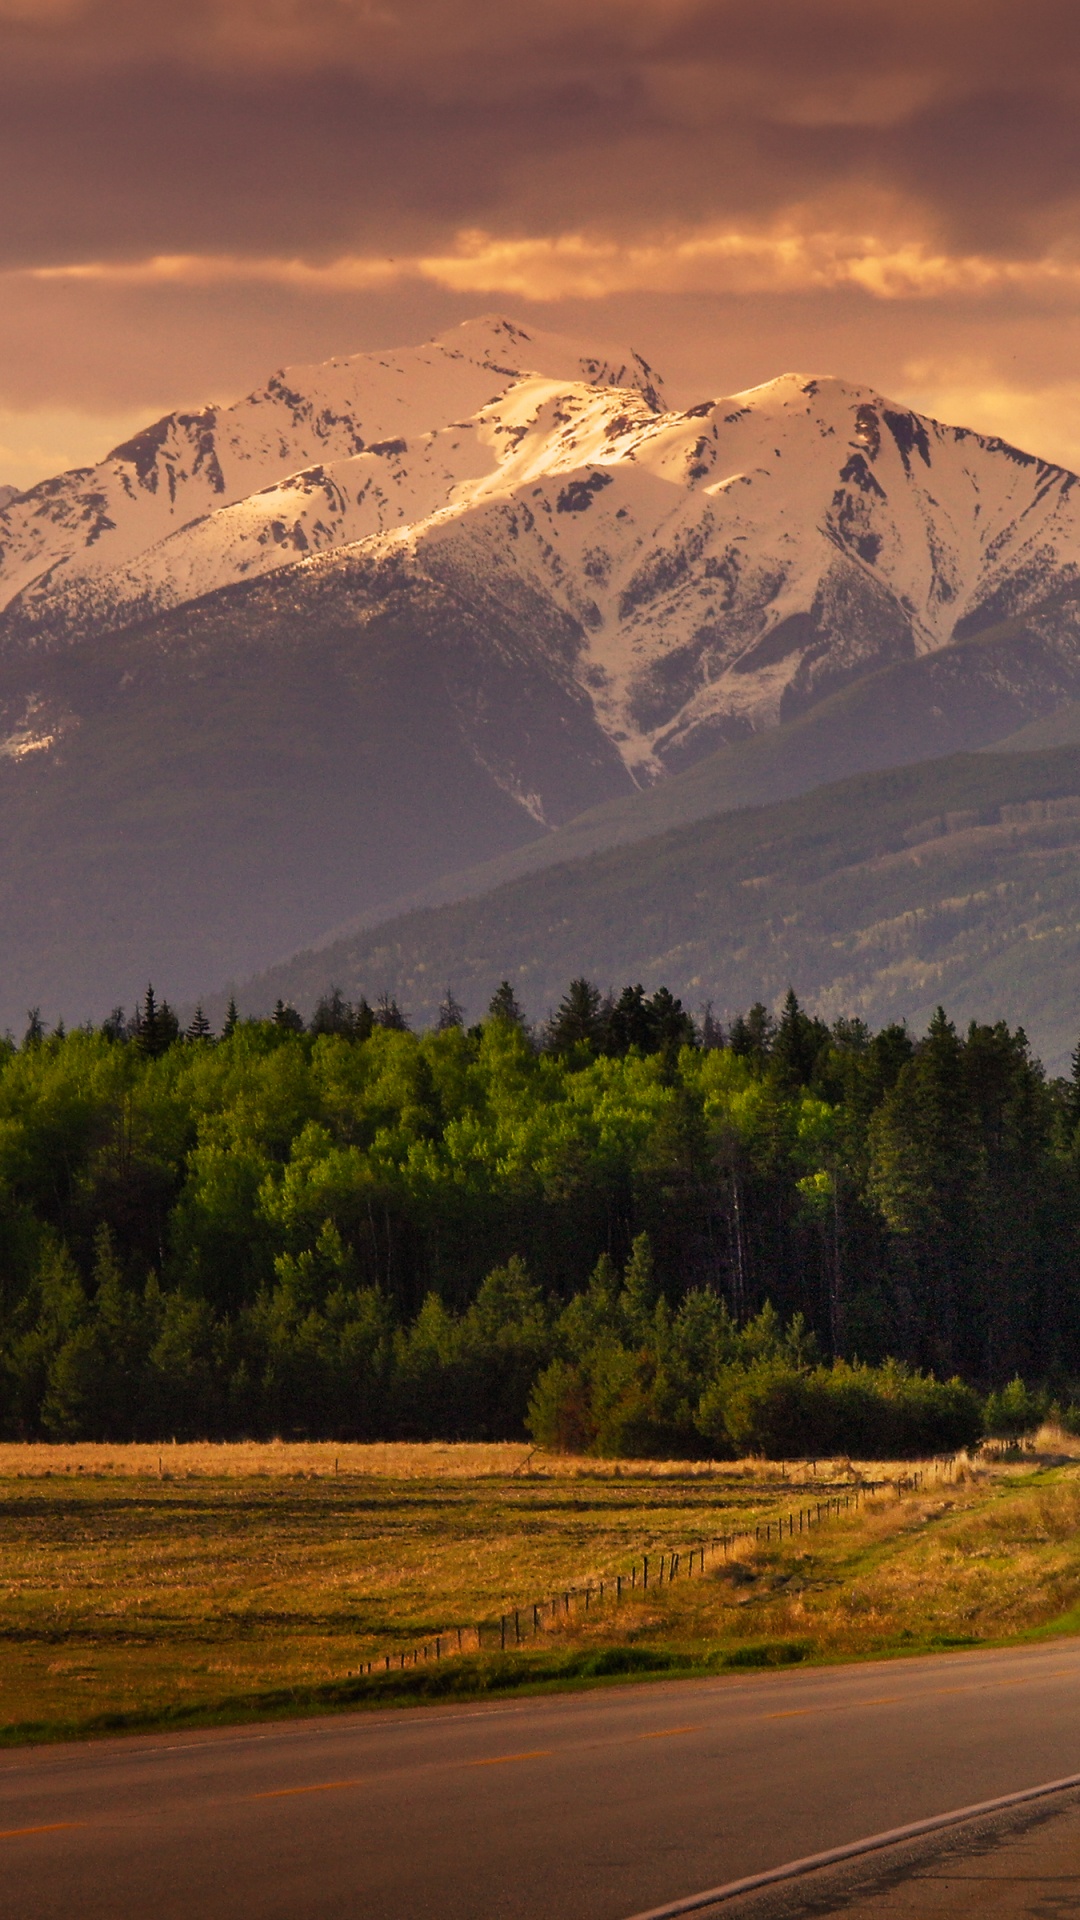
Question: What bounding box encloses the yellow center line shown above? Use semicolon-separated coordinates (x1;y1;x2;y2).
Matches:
766;1696;901;1720
0;1823;82;1840
638;1725;702;1740
250;1779;365;1799
468;1750;551;1767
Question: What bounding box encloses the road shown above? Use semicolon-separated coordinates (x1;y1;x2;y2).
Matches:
5;1642;1080;1920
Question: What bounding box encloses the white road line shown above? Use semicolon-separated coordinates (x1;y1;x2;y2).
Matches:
620;1770;1080;1919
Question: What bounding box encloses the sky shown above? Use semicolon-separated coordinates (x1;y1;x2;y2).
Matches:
5;0;1080;487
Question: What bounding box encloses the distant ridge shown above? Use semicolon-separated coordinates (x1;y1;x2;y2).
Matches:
222;740;1080;1075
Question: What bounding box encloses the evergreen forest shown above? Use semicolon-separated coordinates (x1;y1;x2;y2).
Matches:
1;979;1077;1456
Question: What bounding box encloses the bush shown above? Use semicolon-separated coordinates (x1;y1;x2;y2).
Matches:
983;1375;1046;1438
696;1357;982;1459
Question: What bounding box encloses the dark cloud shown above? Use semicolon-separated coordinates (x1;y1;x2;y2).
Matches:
7;1;1080;476
3;0;1080;270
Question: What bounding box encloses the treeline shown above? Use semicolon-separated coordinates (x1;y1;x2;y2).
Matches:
2;979;1080;1449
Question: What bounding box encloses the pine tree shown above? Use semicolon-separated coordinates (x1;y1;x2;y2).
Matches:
771;988;828;1089
311;987;352;1036
271;999;304;1034
620;1233;658;1338
436;987;465;1031
546;978;604;1053
222;996;239;1038
605;984;653;1055
135;984;160;1057
699;1002;725;1051
648;986;696;1055
186;1005;213;1042
373;993;408;1032
134;985;179;1058
487;981;527;1028
729;1001;775;1069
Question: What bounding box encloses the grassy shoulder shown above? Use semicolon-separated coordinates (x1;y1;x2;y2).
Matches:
1;1438;1078;1746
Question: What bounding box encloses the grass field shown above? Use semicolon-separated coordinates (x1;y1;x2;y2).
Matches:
2;1437;1079;1745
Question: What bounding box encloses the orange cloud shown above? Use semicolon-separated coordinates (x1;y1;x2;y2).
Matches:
24;224;1080;304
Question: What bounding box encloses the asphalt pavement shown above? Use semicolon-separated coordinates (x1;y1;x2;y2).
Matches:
5;1640;1080;1920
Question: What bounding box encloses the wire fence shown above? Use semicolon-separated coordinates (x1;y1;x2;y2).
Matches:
355;1456;957;1676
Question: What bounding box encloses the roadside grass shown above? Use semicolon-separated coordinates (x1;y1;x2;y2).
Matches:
2;1438;1079;1745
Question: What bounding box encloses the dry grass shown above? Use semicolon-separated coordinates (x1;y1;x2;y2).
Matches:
0;1440;1075;1743
0;1440;901;1481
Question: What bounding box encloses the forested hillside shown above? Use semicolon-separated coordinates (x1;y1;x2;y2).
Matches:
239;742;1080;1072
0;985;1076;1451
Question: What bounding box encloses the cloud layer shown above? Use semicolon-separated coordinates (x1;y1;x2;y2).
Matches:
6;1;1080;477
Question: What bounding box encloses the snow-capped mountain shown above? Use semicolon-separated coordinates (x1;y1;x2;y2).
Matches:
3;318;1080;784
0;317;662;652
6;313;1080;1029
0;485;19;513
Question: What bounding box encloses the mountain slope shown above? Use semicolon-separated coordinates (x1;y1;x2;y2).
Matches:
0;560;635;1028
0;317;663;653
10;315;1080;1025
301;587;1080;946
230;742;1080;1074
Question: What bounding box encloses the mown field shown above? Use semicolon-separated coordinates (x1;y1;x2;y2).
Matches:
2;1438;1079;1744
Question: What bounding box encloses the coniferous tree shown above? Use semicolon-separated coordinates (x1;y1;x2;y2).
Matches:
436;988;465;1031
186;1006;213;1042
222;997;240;1038
546;977;605;1054
488;981;528;1028
310;987;352;1036
771;988;829;1090
373;993;408;1032
22;1008;44;1049
135;985;160;1057
648;986;696;1055
135;986;179;1059
699;1002;725;1050
729;1001;775;1069
605;984;654;1055
270;1000;304;1034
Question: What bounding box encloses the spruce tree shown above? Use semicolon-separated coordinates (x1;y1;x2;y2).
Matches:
186;1005;213;1042
310;987;351;1036
135;984;160;1057
729;1001;775;1070
605;984;653;1055
648;985;696;1055
488;981;527;1028
699;1002;725;1051
374;993;408;1032
271;999;304;1033
436;987;465;1031
222;996;239;1038
546;978;604;1053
